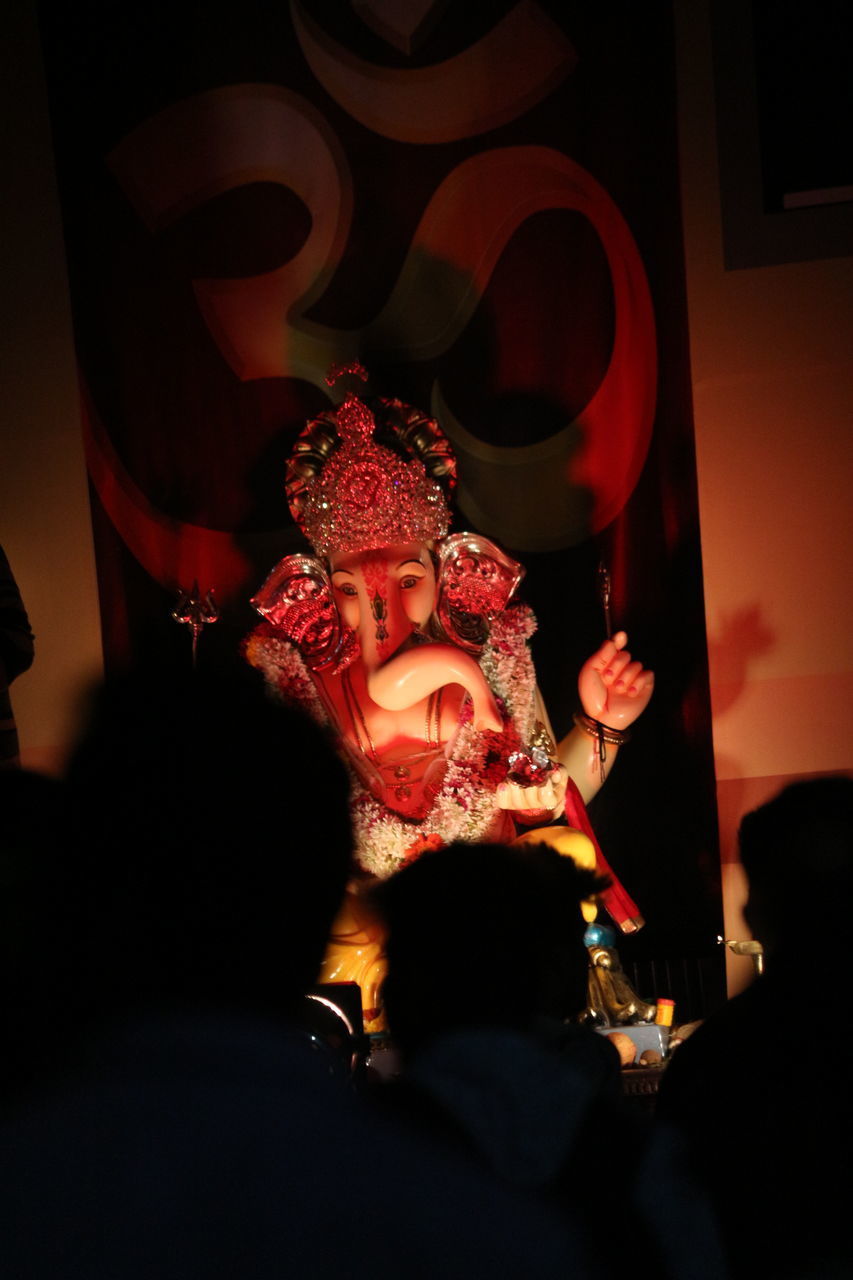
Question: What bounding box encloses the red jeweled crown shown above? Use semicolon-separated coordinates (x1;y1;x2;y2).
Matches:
285;365;456;557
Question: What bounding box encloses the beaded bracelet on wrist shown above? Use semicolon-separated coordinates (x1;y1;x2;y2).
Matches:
573;712;630;782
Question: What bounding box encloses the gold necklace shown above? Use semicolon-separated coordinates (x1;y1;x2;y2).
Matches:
425;686;443;748
343;669;444;761
342;668;378;762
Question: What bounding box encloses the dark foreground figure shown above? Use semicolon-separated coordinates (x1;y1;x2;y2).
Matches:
0;666;590;1278
657;776;853;1280
369;841;729;1280
0;543;35;768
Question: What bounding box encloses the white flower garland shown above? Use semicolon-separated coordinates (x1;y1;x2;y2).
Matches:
246;605;539;877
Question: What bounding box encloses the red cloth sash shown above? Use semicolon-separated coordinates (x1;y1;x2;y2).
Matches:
563;777;644;934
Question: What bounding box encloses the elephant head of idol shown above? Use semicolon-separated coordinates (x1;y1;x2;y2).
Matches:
251;366;524;728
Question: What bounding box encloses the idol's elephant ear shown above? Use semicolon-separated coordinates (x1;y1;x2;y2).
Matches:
434;533;525;654
251;554;358;672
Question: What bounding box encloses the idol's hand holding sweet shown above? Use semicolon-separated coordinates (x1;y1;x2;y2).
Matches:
578;631;654;731
496;762;569;821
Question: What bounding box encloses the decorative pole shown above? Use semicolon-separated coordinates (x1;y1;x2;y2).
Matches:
172;580;219;668
597;559;613;638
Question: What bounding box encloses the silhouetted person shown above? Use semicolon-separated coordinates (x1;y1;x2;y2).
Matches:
0;767;69;1096
369;841;728;1280
0;665;585;1277
657;775;853;1280
0;544;34;768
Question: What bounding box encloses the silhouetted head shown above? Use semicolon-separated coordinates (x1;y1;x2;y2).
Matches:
739;775;853;959
370;841;607;1060
62;662;352;1027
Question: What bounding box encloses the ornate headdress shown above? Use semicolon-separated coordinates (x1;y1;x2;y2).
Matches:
285;364;456;557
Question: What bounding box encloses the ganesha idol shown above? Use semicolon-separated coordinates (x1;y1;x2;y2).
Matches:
244;366;654;1030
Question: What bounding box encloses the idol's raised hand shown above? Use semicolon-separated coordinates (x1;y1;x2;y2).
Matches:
578;631;654;731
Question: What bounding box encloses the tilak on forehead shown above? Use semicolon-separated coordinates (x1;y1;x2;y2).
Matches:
361;552;392;657
285;363;456;558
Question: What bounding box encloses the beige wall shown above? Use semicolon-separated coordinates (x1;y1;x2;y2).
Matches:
1;2;103;774
675;3;853;993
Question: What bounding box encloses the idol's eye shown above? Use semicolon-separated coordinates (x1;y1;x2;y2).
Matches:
399;575;423;590
336;582;358;597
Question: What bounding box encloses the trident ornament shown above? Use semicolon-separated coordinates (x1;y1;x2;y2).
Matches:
172;580;219;668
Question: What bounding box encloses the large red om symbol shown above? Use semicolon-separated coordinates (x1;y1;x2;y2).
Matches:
92;1;655;587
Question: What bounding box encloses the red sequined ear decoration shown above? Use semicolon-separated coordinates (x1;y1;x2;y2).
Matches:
436;533;524;653
251;555;358;672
